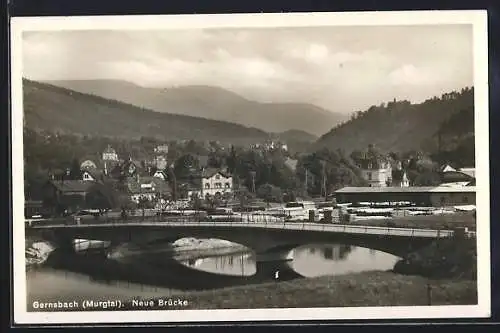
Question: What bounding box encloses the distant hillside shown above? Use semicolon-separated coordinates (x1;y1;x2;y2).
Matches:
315;87;475;155
276;129;318;143
45;79;347;136
23;80;270;146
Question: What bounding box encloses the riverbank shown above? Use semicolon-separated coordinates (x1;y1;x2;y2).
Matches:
393;236;477;279
28;270;477;311
176;270;477;309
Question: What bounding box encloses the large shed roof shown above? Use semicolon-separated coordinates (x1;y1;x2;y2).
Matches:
335;186;476;194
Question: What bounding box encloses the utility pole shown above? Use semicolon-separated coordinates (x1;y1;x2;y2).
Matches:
305;168;308;193
250;171;256;194
321;160;327;201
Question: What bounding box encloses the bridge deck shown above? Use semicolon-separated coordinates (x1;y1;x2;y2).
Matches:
26;220;463;238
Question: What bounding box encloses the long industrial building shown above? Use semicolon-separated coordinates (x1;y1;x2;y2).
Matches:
334;185;476;207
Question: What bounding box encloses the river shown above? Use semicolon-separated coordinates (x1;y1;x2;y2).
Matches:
26;240;399;308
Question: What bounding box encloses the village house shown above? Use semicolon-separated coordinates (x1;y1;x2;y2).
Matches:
102;145;119;162
110;158;140;180
101;145;120;175
152;168;168;181
41;180;112;216
391;170;410;187
81;169;105;182
80;159;97;170
439;164;476;187
359;159;392;187
154;155;168;170
201;168;233;197
126;175;172;204
154;144;169;154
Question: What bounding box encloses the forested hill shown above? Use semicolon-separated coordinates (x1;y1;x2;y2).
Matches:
46;79;348;136
23;79;270;146
315;87;474;155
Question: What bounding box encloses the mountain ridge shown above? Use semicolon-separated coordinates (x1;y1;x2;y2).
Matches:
44;79;347;136
314;87;474;155
23;79;272;146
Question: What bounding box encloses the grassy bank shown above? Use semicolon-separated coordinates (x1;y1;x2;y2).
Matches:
32;270;473;311
394;237;477;279
175;271;477;309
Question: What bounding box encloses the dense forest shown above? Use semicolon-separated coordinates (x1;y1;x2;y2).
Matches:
46;79;348;135
315;87;475;167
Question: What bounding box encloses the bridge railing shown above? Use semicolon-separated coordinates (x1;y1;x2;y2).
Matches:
28;216;456;238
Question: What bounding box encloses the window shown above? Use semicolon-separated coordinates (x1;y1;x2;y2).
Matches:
215;174;221;180
440;197;446;204
205;183;210;189
367;172;372;180
225;182;231;188
463;196;469;203
216;183;222;188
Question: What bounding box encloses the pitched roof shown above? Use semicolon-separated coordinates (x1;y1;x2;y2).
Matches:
82;169;105;180
49;180;97;193
202;168;232;178
441;164;456;172
126;177;171;194
459;167;475;178
335;186;476;194
103;145;117;154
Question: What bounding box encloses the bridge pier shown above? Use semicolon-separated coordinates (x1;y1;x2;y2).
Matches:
253;247;302;281
55;235;76;254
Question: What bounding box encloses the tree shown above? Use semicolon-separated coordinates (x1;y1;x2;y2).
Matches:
174;154;199;180
189;192;202;210
166;166;178;201
137;197;151;218
296;149;366;196
257;183;283;204
69;158;81;180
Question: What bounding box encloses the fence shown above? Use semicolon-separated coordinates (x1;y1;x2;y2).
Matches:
27;216;456;239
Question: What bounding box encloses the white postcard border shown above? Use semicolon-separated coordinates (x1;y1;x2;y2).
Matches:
10;10;491;324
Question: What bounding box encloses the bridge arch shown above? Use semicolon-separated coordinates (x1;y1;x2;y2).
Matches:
26;222;440;263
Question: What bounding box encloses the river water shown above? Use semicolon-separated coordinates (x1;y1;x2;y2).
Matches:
26;241;399;306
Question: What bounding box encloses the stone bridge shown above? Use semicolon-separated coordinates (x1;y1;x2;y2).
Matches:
26;220;455;265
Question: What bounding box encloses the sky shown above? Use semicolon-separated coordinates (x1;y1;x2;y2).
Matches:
22;25;473;114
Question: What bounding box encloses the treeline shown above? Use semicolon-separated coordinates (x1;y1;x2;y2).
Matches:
316;87;475;165
23;79;269;147
23;129;369;202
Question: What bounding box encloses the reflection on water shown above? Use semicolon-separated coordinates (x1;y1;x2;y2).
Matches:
177;244;398;278
180;252;256;276
27;242;400;304
292;244;398;278
26;268;178;303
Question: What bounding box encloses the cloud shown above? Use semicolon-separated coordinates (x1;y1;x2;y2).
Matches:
21;25;473;114
388;64;436;86
288;43;330;64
